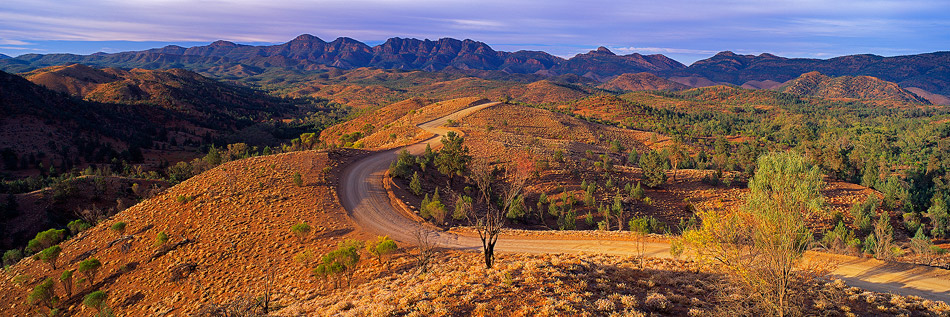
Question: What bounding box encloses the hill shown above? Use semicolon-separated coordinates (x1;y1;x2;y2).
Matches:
778;71;931;104
22;64;301;126
0;69;163;172
0;150;368;316
665;51;950;95
599;72;689;91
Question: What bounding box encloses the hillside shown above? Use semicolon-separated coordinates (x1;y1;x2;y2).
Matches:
0;150;368;316
0;70;162;172
778;71;931;104
22;64;301;126
599;73;689;91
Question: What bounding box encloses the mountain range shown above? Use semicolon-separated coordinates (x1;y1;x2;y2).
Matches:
3;35;947;96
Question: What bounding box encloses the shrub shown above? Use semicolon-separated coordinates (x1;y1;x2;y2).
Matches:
60;269;74;298
453;196;472;220
927;196;948;238
67;219;92;235
290;223;312;243
506;195;525;220
629;215;665;234
78;258;102;285
27;229;66;253
28;277;57;310
176;195;194;203
851;194;879;233
155;231;169;246
409;172;422;196
821;221;860;253
631;182;645;200
292;172;303;187
314;240;364;288
83;290;108;312
38;245;62;269
110;222;127;236
3;249;23;266
366;236;398;267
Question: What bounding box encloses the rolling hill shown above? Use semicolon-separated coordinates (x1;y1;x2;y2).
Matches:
777;71;931;104
599;72;690;91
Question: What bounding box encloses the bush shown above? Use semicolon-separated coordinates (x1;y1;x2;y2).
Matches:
60;269;74;298
27;229;66;253
366;236;398;267
28;277;57;310
629;215;665;234
821;221;860;253
3;249;23;266
83;290;107;312
453;195;472;220
155;231;169;246
292;172;303;187
389;150;415;179
110;222;127;236
38;245;62;269
290;223;312;243
314;240;364;288
67;219;92;235
78;258;102;284
506;195;526;220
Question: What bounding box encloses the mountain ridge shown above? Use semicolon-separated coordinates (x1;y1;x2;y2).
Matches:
2;35;949;95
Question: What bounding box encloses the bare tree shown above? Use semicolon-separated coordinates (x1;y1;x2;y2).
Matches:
412;230;437;273
471;158;532;269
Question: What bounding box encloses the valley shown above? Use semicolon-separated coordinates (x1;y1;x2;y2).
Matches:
1;34;950;316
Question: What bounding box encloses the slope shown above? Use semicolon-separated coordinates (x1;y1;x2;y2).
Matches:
778;71;931;104
599;72;689;91
0;150;368;316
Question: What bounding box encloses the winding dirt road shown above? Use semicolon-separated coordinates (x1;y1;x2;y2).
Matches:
339;101;950;303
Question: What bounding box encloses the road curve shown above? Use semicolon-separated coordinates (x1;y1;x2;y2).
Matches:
338;101;950;303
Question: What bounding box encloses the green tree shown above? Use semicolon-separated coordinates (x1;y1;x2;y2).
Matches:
290;223;312;243
506;195;526;220
409;172;422;196
927;196;948;238
28;277;57;311
366;236;398;268
612;194;625;231
38;245;62;269
3;249;23;267
639;150;667;187
315;240;364;288
682;151;824;316
83;290;108;313
27;229;66;253
78;258;102;285
453;195;472;220
60;270;74;298
631;181;645;200
434;132;471;183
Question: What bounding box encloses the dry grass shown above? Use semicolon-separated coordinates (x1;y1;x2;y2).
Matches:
279;252;950;316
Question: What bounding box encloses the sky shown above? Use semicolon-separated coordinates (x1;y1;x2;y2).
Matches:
1;0;948;65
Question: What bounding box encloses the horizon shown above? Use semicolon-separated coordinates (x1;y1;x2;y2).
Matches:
2;35;949;67
2;0;949;65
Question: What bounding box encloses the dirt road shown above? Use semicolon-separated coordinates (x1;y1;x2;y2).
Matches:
338;101;950;303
